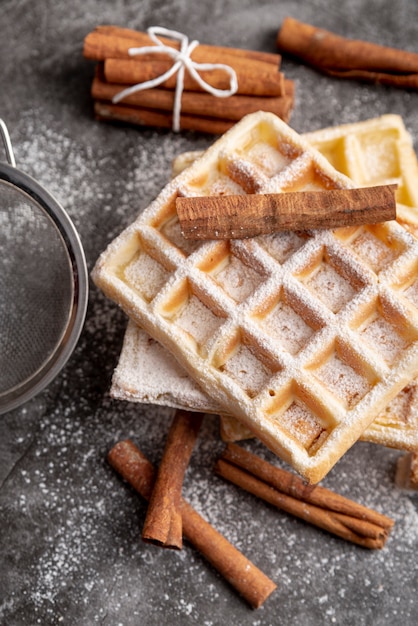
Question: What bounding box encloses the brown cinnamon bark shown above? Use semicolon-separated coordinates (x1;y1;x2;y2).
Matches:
215;443;394;549
92;72;294;122
142;409;204;549
95;25;281;65
84;29;284;96
277;17;418;89
176;185;397;240
108;440;277;608
94;100;237;134
395;451;418;489
103;57;285;97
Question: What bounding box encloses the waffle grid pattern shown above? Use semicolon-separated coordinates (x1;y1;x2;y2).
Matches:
95;112;418;482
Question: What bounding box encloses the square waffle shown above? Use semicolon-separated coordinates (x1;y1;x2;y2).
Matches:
111;114;418;455
303;114;418;239
93;112;418;483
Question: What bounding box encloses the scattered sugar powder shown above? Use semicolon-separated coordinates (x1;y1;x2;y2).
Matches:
349;229;399;273
124;251;170;302
404;277;418;309
262;299;314;355
175;295;223;348
360;315;408;365
315;352;371;409
213;253;262;302
246;142;291;178
14;114;205;258
258;230;307;264
221;343;273;397
306;262;356;313
5;107;418;625
278;400;326;450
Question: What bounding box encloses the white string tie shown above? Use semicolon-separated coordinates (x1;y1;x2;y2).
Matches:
112;26;238;132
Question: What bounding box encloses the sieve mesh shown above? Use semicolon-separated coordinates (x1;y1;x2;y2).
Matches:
0;180;74;396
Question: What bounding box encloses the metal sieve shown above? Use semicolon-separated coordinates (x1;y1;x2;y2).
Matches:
0;120;88;414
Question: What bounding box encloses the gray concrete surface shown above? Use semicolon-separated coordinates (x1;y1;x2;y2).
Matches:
1;1;418;624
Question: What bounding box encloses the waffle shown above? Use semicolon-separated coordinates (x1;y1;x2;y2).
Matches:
94;111;418;483
303;114;418;239
113;319;418;453
112;114;418;455
220;381;418;451
111;320;216;412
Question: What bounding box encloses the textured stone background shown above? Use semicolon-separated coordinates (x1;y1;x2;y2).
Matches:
1;1;418;624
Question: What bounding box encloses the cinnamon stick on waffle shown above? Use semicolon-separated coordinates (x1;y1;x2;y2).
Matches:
176;185;397;240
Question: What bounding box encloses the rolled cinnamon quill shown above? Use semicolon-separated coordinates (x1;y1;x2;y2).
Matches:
177;185;397;240
92;72;294;123
94;101;237;135
142;409;204;550
215;444;394;549
84;28;284;96
92;25;282;66
108;440;277;608
277;17;418;89
104;58;286;98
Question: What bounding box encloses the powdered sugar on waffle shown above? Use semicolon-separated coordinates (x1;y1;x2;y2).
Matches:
93;112;418;482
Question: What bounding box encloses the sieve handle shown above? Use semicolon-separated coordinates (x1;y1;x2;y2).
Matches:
0;119;16;167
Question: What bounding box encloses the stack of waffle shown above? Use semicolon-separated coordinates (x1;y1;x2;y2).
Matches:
93;112;418;483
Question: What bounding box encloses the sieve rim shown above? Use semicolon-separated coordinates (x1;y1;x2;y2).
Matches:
0;161;89;414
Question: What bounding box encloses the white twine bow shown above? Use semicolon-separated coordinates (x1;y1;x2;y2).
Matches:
112;26;238;132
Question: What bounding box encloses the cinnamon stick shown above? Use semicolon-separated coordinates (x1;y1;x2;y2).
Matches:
84;29;284;96
277;17;418;89
177;185;397;240
108;440;277;608
395;451;418;490
92;71;294;122
94;25;282;66
103;57;285;97
142;409;204;549
94;100;237;135
215;444;394;549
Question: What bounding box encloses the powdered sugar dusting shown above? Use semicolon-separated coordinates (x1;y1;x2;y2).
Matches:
405;278;418;308
213;253;262;302
315;352;371;410
259;230;307;263
360;316;409;366
306;262;356;313
2;9;418;621
279;400;327;450
349;229;400;273
93;111;418;485
222;344;273;397
262;299;314;355
175;295;223;348
124;250;171;302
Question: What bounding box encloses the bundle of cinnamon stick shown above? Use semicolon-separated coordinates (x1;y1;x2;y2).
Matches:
83;25;295;134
